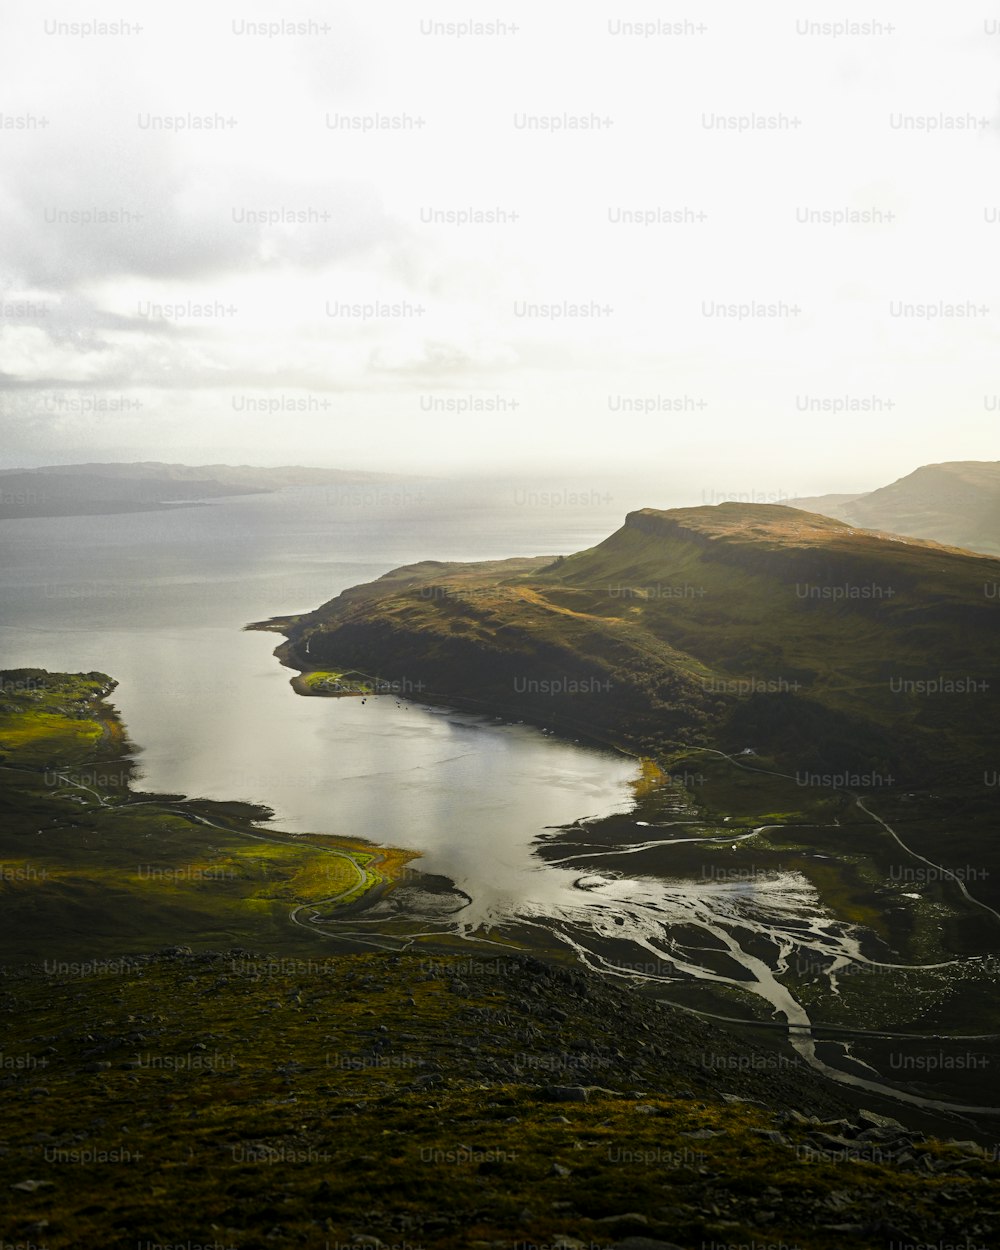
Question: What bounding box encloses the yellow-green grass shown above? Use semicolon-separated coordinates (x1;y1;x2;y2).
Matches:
0;670;413;962
0;671;122;766
294;668;378;696
1;951;996;1250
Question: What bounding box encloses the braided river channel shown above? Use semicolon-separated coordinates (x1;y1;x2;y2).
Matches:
3;482;998;1127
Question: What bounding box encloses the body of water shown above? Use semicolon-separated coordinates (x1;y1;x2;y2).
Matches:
2;481;997;1120
0;481;639;897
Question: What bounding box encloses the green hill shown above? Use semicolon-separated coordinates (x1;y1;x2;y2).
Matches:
266;503;1000;789
787;460;1000;555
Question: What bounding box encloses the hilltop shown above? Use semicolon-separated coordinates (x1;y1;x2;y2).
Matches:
263;503;1000;788
786;461;1000;555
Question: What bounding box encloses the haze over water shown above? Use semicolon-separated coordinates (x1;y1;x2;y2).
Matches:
0;482;639;862
4;481;998;1117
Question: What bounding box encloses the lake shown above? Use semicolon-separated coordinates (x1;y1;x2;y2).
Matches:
0;479;640;889
2;479;997;1120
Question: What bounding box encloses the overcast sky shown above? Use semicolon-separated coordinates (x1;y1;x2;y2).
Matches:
1;1;997;497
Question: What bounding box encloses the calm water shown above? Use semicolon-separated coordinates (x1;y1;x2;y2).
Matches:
3;480;997;1116
0;481;640;879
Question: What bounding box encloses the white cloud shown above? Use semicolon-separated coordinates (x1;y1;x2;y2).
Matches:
0;0;998;489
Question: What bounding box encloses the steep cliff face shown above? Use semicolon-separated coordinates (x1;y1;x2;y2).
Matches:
271;504;1000;782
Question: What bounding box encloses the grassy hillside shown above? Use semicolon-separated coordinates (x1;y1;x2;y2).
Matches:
3;664;999;1246
2;948;998;1250
787;460;1000;555
0;670;408;961
266;503;1000;787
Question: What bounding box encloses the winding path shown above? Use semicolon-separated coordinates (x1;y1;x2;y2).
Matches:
1;761;390;934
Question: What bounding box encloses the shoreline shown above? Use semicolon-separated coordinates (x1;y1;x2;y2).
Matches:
0;668;419;960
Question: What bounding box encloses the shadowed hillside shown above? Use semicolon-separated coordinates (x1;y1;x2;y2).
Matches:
261;503;1000;788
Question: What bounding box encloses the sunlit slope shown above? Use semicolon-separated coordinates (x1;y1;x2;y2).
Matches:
0;670;405;960
788;460;1000;555
280;504;1000;783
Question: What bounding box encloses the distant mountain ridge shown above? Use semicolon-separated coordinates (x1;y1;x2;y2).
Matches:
785;461;1000;555
0;460;396;486
0;461;400;519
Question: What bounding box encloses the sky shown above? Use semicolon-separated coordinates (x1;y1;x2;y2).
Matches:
0;1;998;498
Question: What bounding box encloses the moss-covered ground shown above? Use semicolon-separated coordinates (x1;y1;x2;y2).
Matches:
0;670;411;962
2;951;999;1250
4;671;1000;1248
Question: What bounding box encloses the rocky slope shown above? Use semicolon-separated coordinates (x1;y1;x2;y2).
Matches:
2;948;998;1250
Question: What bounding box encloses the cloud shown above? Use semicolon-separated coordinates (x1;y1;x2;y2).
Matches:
368;338;519;377
0;1;997;484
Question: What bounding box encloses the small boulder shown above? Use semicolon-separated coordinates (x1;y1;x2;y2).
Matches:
543;1085;588;1103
